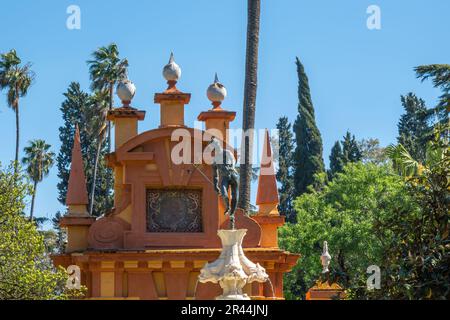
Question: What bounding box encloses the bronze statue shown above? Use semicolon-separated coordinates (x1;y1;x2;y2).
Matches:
209;137;239;230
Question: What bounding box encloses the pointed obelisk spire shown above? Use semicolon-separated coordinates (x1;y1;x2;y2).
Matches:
66;124;89;209
256;129;279;214
60;124;95;253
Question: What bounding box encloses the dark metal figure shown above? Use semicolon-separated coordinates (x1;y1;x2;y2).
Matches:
209;137;239;230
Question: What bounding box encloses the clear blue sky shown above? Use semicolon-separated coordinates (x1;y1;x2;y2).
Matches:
1;0;449;228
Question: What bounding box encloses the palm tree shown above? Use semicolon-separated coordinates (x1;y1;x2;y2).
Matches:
22;139;55;221
238;0;261;212
87;90;109;215
0;49;35;173
87;43;128;152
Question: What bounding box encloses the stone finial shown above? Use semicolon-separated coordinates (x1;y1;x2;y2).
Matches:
207;73;227;109
321;241;332;274
162;52;181;88
66;124;89;207
116;79;136;107
256;129;279;208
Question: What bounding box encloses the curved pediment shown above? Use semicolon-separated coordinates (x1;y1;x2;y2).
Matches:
115;126;236;164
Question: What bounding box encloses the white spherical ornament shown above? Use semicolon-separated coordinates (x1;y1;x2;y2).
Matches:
207;73;227;103
116;80;136;102
163;52;181;82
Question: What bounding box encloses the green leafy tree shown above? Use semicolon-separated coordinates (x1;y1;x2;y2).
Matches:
279;162;418;299
382;125;449;299
293;57;325;196
0;163;82;300
358;138;387;165
21;139;55;221
0;50;35;173
397;93;430;163
276;117;296;222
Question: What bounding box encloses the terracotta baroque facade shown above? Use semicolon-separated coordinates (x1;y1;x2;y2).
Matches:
52;56;299;300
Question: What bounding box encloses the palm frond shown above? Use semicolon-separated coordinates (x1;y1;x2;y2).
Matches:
385;144;421;177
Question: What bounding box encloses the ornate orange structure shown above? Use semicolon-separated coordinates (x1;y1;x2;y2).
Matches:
52;57;299;300
306;281;346;300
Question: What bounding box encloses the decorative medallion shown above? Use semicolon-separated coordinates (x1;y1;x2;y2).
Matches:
146;189;202;233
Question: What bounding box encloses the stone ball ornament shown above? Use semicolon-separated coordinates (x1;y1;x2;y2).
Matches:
116;79;136;104
207;73;227;105
163;52;181;82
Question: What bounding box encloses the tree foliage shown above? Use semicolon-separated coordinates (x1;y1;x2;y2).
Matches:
415;64;450;121
342;131;362;163
380;126;449;299
276;116;296;222
51;211;66;254
0;49;35;168
56;82;112;218
87;44;128;209
397;93;430;163
0;163;82;300
87;43;128;95
21;139;55;220
280;162;418;299
358;138;387;165
293;57;325;196
328;141;344;179
328;131;362;179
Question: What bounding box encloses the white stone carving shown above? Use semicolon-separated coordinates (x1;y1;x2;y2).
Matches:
199;229;269;300
321;240;331;274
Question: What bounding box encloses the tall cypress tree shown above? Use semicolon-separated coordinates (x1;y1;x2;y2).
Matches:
56;82;112;217
397;93;430;163
276;116;296;223
293;57;325;196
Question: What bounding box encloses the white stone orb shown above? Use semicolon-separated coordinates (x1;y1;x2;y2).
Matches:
116;79;136;102
163;52;181;82
207;74;227;103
